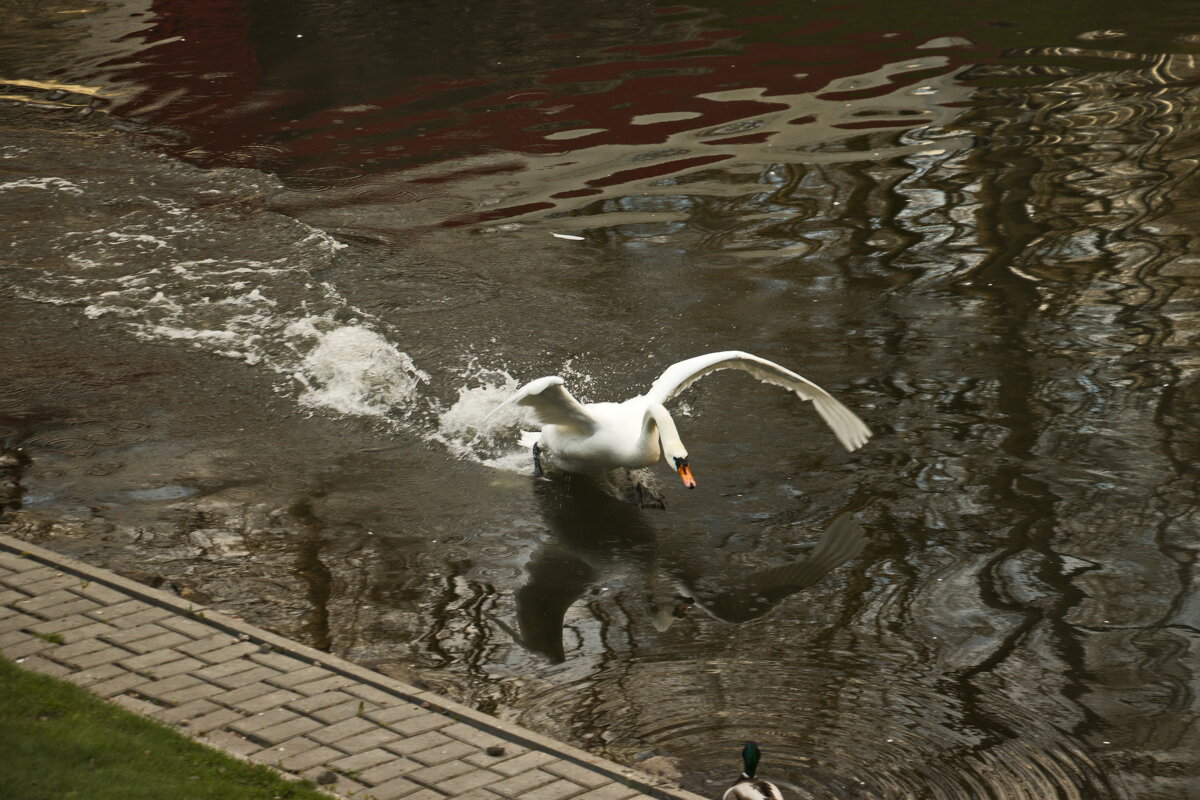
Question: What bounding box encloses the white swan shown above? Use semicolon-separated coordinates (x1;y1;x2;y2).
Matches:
489;351;871;487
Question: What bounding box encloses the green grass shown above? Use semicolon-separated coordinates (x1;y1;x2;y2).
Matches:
0;656;329;800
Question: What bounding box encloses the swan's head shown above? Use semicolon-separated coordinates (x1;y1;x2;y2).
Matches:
673;456;697;489
648;403;696;488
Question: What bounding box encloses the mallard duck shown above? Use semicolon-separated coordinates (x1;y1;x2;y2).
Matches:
489;351;870;487
724;741;784;800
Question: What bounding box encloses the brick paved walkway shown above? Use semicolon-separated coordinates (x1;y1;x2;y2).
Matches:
0;535;705;800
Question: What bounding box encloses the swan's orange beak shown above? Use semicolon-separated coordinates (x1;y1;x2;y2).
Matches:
677;462;697;489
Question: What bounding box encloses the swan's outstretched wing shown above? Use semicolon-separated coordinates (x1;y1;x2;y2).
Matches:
646;350;872;451
492;376;596;432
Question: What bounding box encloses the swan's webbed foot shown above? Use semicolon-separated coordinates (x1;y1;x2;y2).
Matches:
532;442;545;479
626;481;666;510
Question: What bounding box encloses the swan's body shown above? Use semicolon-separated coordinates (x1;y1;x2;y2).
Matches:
724;742;784;800
490;351;871;487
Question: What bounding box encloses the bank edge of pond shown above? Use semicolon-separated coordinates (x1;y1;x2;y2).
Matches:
0;533;705;800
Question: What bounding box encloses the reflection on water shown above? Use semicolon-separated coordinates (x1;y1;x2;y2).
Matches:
503;475;867;663
2;1;1200;798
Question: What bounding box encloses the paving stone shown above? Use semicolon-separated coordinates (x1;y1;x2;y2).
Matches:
210;665;282;690
399;789;446;800
64;662;127;687
2;566;61;588
192;658;259;681
545;761;613;789
254;715;324;746
299;766;367;798
290;673;356;696
176;632;239;657
411;739;479;766
386;731;455;756
516;778;587;800
120;649;180;671
0;611;39;633
309;716;375;745
35;597;103;621
493;751;559;778
89;670;149;698
455;790;505;800
104;606;172;629
14;588;77;612
311;699;372;725
572;784;640;800
230;706;300;735
407;759;475;785
335;727;402;754
388;711;452;737
0;553;40;572
28;613;97;635
57;621;120;644
72;581;128;604
87;599;149;621
288;690;355;714
103;622;173;645
464;742;533;769
250;736;322;767
0;589;29;606
195;641;261;664
157;615;214;638
13;654;72;678
279;741;343;772
266;665;330;688
367;775;426;800
50;637;108;660
326;747;397;773
437;769;506;795
249;650;309;672
366;703;427;726
203;729;261;758
343;683;399;705
124;631;190;654
142;656;205;679
3;637;54;659
443;721;512;750
0;628;32;648
451;786;504;800
111;693;160;716
70;645;131;670
138;674;221;704
182;706;245;734
18;574;81;595
214;683;302;713
358;756;424;786
487;770;560;798
156;698;221;724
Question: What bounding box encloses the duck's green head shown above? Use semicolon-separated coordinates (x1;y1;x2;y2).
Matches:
741;741;761;778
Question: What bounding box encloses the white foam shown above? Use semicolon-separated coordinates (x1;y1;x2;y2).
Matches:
0;177;83;194
432;367;534;467
291;324;429;417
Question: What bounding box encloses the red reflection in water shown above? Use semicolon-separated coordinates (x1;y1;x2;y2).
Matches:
105;0;969;218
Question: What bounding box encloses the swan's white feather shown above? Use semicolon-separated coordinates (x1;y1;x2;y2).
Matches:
510;376;596;432
646;350;871;452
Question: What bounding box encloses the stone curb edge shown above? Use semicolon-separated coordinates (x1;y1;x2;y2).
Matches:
0;533;708;800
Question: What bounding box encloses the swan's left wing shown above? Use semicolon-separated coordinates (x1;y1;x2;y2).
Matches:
494;376;596;432
646;350;871;451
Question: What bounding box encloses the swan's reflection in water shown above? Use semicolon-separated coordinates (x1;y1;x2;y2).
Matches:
505;474;867;663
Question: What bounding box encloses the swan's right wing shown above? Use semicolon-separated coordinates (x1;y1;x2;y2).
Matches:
496;376;596;432
646;350;872;452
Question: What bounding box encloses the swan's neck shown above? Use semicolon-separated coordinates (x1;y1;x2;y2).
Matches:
647;403;687;463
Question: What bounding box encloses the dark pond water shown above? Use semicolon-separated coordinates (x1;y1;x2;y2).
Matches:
2;1;1199;797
